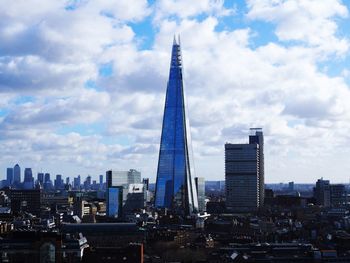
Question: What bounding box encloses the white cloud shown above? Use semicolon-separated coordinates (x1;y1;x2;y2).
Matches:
1;89;110;128
247;0;349;56
0;0;350;183
153;0;234;22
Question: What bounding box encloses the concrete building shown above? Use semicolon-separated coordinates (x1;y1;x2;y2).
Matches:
249;128;264;206
314;179;331;207
225;129;264;213
124;184;145;214
330;184;347;207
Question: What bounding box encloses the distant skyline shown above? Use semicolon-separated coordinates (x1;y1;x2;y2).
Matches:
1;0;350;183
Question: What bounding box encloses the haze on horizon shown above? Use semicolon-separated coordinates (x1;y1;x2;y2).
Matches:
0;0;350;184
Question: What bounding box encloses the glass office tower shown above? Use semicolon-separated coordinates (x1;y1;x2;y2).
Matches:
107;187;122;218
154;37;198;215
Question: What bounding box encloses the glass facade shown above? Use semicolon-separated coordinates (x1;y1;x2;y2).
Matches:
106;170;128;187
106;169;141;187
154;37;198;215
6;168;13;186
107;187;122;218
13;164;21;185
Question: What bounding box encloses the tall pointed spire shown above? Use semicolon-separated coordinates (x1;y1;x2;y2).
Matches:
154;37;198;215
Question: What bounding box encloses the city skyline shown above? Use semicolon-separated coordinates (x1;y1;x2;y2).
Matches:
1;1;350;183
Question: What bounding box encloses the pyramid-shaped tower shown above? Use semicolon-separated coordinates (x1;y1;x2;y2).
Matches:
154;37;198;215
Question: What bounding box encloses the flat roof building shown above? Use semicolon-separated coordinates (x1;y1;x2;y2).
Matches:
225;129;264;213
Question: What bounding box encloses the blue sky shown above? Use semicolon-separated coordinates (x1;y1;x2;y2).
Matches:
0;0;350;183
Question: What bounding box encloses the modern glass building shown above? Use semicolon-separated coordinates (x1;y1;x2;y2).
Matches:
37;172;44;185
6;168;13;186
154;37;198;215
106;169;141;187
107;187;122;218
23;168;34;190
13;164;21;185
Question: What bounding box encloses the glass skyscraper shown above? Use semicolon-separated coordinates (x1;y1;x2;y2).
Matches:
6;168;13;186
13;164;21;185
154;37;198;215
23;168;34;189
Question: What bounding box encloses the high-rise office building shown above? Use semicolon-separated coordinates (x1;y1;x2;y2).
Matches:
106;171;128;187
106;169;141;187
225;129;264;212
330;184;347;207
6;168;13;186
23;168;34;189
195;177;206;212
99;174;103;189
73;175;81;190
143;178;151;203
54;174;64;190
37;173;44;186
44;173;50;183
13;164;21;185
128;169;141;184
249;128;264;206
84;175;92;190
73;177;79;189
106;169;143;217
43;173;53;190
314;179;331;207
154;37;198;215
143;178;149;191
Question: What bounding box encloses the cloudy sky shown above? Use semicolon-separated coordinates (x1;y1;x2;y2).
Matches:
1;0;350;183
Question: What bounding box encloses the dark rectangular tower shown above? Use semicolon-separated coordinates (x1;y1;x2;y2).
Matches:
225;143;260;212
225;128;264;212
